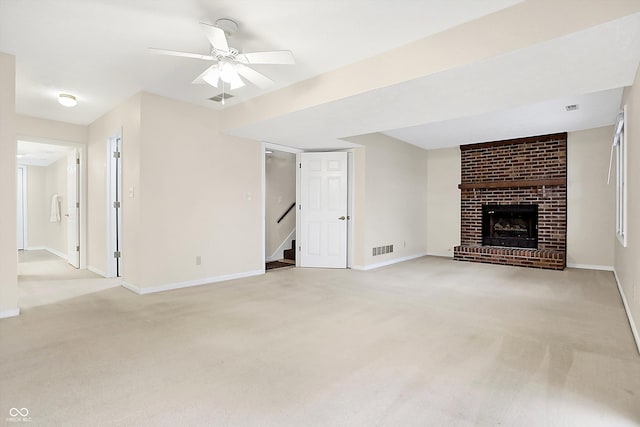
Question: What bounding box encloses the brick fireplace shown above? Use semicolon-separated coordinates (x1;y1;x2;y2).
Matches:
453;133;567;270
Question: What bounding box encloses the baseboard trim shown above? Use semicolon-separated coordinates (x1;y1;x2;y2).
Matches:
613;269;640;355
351;252;428;271
121;269;265;295
0;308;20;319
567;263;614;271
266;228;296;262
426;252;454;259
87;265;108;278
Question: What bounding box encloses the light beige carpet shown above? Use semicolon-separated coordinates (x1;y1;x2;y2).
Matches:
17;250;121;309
1;256;639;426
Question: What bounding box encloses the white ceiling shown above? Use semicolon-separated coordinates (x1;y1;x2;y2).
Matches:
1;1;639;151
17;141;74;167
0;0;521;125
227;12;640;150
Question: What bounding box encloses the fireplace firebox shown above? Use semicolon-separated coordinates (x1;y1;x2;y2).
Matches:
482;204;538;249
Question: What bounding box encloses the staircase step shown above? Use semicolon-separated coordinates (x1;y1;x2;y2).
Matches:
283;248;295;261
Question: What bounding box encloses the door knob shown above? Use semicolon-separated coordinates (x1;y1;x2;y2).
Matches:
338;216;346;220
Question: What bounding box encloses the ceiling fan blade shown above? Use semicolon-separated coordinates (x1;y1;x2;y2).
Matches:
149;48;216;61
192;65;220;86
229;70;245;90
200;22;229;52
237;50;295;65
234;63;274;89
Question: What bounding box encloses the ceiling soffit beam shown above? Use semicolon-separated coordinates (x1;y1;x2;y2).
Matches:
221;0;640;135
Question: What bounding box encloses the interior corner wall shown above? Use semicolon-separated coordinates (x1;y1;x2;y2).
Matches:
567;126;615;269
136;92;263;289
351;147;366;267
346;133;428;268
426;147;461;257
87;92;142;278
265;151;296;259
616;66;640;348
0;52;18;315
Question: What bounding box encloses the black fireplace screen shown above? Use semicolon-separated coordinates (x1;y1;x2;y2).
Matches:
482;204;538;249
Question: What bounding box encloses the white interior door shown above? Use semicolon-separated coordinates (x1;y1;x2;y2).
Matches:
16;167;25;250
299;152;348;268
67;149;80;268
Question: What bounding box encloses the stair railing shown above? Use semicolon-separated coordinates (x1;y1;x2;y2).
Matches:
277;202;296;224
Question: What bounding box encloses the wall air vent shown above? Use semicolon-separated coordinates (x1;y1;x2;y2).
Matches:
372;245;394;256
209;93;234;103
565;104;579;112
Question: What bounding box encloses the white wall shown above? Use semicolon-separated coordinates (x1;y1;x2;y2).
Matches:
16;114;87;144
0;52;18;316
25;166;46;248
616;67;640;350
135;93;263;289
24;157;74;256
265;150;296;260
567;127;615;269
426;147;460;257
45;157;69;255
347;133;429;268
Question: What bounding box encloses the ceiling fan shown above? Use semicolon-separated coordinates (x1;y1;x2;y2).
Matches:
149;19;295;94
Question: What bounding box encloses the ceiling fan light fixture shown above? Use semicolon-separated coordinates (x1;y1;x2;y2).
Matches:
202;67;220;87
219;62;236;83
58;93;77;107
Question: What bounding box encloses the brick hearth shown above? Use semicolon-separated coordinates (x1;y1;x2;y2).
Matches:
453;133;567;270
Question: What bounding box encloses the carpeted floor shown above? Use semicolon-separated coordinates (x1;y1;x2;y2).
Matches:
17;250;121;309
1;256;639;426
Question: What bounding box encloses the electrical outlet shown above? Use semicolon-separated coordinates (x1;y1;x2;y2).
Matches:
195;256;201;266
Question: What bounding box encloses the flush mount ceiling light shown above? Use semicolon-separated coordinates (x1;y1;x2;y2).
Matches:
58;93;77;107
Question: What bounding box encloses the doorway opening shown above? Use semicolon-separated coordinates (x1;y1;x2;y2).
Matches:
265;146;297;271
16;140;83;266
16;139;110;309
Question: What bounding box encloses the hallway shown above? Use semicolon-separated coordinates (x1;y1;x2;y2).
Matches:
18;250;121;310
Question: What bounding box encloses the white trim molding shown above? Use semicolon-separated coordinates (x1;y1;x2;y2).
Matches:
566;263;614;271
121;269;265;295
264;141;303;154
87;265;108;278
613;270;640;355
0;308;20;319
351;252;428;271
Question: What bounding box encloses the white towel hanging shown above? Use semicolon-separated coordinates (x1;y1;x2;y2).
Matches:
50;194;61;222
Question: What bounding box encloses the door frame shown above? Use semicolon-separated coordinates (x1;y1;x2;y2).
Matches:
16;165;27;250
260;142;355;270
106;131;123;278
16;137;87;269
262;142;302;268
66;148;80;268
